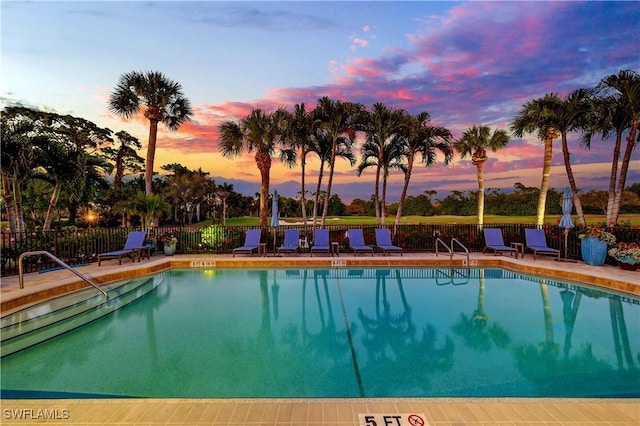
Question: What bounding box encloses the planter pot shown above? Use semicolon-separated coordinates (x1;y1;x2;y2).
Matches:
164;245;176;256
581;237;608;266
617;258;638;271
619;262;638;271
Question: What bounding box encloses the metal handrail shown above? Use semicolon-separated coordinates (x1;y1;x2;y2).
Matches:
435;237;451;257
451;238;470;265
435;237;470;266
18;251;108;298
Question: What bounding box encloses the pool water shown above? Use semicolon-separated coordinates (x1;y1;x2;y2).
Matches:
2;268;639;398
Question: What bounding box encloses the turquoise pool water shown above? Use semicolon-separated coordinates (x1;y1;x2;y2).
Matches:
2;268;639;398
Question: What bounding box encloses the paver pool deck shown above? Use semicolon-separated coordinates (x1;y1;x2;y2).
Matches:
1;252;638;425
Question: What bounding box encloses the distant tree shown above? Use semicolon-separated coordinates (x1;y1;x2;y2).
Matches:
580;189;610;214
327;194;347;216
109;70;193;195
346;199;367;216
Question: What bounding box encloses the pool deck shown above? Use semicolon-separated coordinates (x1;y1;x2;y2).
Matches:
1;252;639;425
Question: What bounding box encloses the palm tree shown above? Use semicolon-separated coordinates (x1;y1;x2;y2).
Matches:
313;97;364;226
218;108;295;227
395;112;453;226
359;103;409;224
357;137;406;224
511;94;561;226
307;127;355;226
595;69;640;224
286;103;315;227
453;125;509;227
121;192;170;230
0;118;36;233
108;71;193;195
520;91;592;227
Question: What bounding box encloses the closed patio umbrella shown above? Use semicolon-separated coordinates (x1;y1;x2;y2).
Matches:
559;187;576;262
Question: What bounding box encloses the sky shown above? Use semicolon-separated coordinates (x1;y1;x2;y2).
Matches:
2;0;639;203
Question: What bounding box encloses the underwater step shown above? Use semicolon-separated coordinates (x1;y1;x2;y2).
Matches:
0;275;164;357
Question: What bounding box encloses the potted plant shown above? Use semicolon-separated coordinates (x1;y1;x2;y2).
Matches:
578;227;616;266
608;242;640;271
162;234;177;256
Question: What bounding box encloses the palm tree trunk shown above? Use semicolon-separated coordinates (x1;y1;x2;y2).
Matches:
12;178;25;234
145;119;159;195
381;169;388;225
301;150;308;227
536;135;554;226
476;161;485;228
321;140;337;226
114;150;124;189
560;134;586;226
312;160;325;227
256;150;272;228
540;281;555;347
605;133;622;225
42;183;61;231
374;155;382;224
395;153;415;226
611;125;638;223
2;172;17;233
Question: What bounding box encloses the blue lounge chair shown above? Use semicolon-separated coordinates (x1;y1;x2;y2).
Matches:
375;228;403;256
310;229;330;256
483;228;518;258
278;229;300;255
233;229;262;257
525;229;560;260
347;229;373;256
98;231;147;266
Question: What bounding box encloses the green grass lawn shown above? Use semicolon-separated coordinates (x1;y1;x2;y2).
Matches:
223;213;639;227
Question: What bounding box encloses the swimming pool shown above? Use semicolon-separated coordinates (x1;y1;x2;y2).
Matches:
2;267;639;398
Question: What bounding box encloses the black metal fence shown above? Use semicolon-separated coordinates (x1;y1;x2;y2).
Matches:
2;224;639;276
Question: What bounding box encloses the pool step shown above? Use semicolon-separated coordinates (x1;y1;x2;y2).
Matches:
0;275;164;357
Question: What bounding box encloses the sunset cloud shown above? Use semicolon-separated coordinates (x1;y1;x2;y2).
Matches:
3;1;638;201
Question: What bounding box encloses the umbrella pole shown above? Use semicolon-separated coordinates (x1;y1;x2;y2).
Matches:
558;228;577;263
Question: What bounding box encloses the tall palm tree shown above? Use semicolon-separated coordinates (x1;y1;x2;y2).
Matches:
219;108;295;227
313;96;364;226
108;71;193;195
511;95;561;226
595;69;640;224
359;103;409;224
286;103;315;227
307;127;355;226
521;91;592;227
357;137;406;224
583;95;629;224
395;112;453;226
453;125;509;227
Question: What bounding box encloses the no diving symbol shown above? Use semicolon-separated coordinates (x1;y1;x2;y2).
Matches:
407;414;425;426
